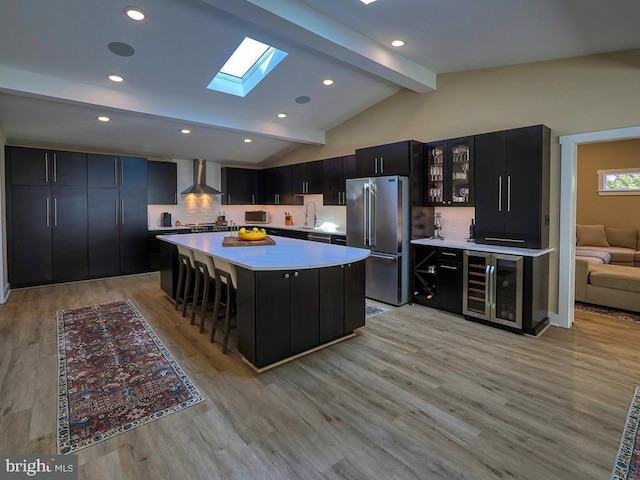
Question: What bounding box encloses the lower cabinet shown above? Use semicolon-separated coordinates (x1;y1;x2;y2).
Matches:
237;260;366;369
412;245;462;314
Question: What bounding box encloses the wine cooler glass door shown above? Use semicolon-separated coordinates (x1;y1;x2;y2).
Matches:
492;254;523;328
463;251;491;319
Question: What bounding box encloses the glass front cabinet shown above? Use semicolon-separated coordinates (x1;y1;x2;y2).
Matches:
462;251;523;330
425;136;474;206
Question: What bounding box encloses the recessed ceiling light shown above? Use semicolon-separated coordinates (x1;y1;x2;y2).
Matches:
277;112;287;118
107;74;124;82
180;129;191;134
243;138;252;143
391;40;406;47
360;0;376;4
97;116;110;122
124;7;145;21
322;78;334;86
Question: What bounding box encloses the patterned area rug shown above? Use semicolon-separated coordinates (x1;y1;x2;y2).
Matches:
612;387;640;479
575;302;640;323
365;302;387;317
57;300;204;454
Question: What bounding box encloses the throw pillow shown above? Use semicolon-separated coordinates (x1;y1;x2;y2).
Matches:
576;224;610;247
605;227;637;250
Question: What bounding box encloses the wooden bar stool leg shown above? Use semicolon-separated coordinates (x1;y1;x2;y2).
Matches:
190;263;202;325
181;263;192;318
174;256;185;311
221;282;233;354
210;274;222;343
199;265;211;334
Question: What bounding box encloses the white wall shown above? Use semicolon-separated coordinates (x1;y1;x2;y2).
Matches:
0;124;8;302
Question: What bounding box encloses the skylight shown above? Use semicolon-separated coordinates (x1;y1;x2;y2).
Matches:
207;37;287;97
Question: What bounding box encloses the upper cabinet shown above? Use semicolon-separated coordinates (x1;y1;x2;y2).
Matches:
355;140;417;177
425;136;474;207
474;125;550;249
7;147;87;187
263;165;302;205
292;160;323;195
87;154;147;189
221;167;263;205
322;154;355;206
147;161;177;205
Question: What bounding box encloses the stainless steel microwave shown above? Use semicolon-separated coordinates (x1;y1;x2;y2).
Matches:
244;211;269;223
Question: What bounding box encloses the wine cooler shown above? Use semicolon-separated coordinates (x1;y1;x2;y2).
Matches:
462;251;523;329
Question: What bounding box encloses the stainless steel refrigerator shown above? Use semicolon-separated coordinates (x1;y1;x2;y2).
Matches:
346;175;410;306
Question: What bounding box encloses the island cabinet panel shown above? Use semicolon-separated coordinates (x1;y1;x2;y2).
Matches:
319;266;345;343
344;261;366;332
254;271;293;367
290;270;320;354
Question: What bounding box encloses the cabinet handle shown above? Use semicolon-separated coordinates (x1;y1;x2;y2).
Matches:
114;159;118;185
442;252;456;256
374;158;378;174
294;271;299;278
175;192;177;204
507;175;511;212
252;193;255;204
440;265;457;271
53;153;57;183
115;198;118;225
46;197;50;227
485;237;525;243
498;177;502;212
121;199;125;224
54;198;58;227
284;273;290;279
228;194;231;204
121;161;124;185
380;157;384;173
45;153;49;183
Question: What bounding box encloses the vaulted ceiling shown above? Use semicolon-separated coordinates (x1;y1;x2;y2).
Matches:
1;0;639;165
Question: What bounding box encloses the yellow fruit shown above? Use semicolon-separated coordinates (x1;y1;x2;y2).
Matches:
252;227;259;232
240;227;246;233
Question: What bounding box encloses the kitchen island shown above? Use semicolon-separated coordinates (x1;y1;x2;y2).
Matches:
158;232;370;370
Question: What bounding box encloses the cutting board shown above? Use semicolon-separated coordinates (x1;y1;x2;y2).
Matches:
222;235;276;247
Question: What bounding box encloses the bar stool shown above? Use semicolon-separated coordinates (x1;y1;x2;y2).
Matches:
191;251;216;328
175;245;196;317
210;258;237;354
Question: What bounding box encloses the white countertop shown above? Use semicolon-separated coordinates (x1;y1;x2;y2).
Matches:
411;238;553;257
158;232;368;271
149;225;346;235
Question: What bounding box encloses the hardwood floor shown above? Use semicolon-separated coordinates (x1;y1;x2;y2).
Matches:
1;273;637;479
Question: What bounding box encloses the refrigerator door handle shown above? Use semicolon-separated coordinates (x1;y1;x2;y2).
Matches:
369;183;375;247
489;265;496;310
363;183;369;245
370;252;397;262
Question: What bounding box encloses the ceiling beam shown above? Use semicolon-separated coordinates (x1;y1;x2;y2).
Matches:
201;0;437;93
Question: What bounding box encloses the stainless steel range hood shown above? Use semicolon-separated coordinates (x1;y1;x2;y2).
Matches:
181;159;222;195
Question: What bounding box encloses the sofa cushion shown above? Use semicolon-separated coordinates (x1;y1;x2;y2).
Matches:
575;247;612;263
590;247;637;264
589;264;640;293
576;224;609;247
605;227;638;250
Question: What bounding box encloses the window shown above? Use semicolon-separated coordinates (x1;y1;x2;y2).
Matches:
207;37;287;97
597;168;640;196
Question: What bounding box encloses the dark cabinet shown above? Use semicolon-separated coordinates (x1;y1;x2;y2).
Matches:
343;261;366;332
147;161;177;204
292;160;323;195
263;165;301;205
412;246;462;314
6;147;88;287
425;136;474;207
355;140;420;177
87;154;148;277
221;167;263;205
322;154;355;206
474;125;550;249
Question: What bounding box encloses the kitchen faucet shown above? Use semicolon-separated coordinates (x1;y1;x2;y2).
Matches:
304;201;318;228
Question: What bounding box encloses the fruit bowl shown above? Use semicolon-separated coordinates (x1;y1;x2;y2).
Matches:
238;231;267;241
